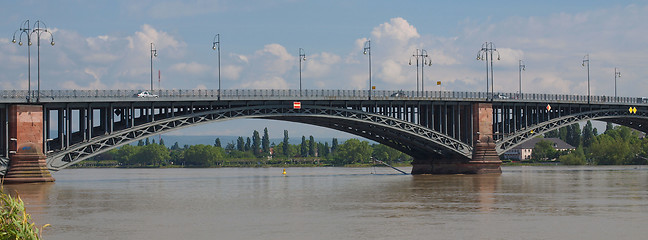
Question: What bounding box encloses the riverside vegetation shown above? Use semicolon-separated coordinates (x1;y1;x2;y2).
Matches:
83;122;648;168
514;121;648;165
0;186;48;240
84;128;411;168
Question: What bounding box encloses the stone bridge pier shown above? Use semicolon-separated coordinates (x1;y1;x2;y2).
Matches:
3;105;54;183
411;102;502;174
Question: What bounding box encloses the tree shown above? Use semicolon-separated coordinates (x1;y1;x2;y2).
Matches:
262;127;270;155
245;137;251;151
372;144;406;163
331;138;339;154
530;140;558;161
116;144;139;166
215;138;222;148
184;144;223;167
145;138;150;145
582;120;595;149
566;123;581;148
605;122;614;134
300;136;308;157
159;138;165;147
323;142;330;158
559;146;586;165
171;142;180;150
135;143;170;166
236;137;245;151
137;139;144;146
308;136;316;157
333;139;372;165
252;130;261;156
544;129;558;138
283;130;290;157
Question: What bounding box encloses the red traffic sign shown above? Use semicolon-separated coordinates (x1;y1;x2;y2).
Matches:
293;102;301;109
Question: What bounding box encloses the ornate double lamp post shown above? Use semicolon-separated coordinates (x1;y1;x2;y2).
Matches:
476;42;500;100
299;48;306;96
614;68;621;98
582;54;590;104
150;43;158;92
212;34;221;100
12;20;55;102
363;40;372;100
518;60;526;95
409;49;432;97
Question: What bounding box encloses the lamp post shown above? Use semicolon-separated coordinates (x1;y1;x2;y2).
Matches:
31;20;55;103
476;42;500;100
299;48;306;96
518;60;525;95
582;54;590;104
409;49;432;97
212;34;221;100
614;68;621;98
150;43;158;92
363;40;372;100
11;20;32;102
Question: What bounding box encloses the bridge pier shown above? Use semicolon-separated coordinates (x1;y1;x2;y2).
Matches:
2;105;54;183
411;102;502;174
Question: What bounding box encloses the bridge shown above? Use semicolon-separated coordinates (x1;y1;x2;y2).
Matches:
1;88;646;182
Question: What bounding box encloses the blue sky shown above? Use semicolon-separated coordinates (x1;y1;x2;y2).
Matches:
1;0;647;139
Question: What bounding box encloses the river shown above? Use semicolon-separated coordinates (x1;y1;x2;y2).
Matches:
3;166;648;240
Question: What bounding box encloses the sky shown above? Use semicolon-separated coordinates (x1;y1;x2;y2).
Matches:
1;0;647;140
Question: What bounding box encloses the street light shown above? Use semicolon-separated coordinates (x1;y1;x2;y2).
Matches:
363;40;372;100
31;20;55;103
212;34;221;100
582;54;590;104
519;60;526;95
614;68;621;98
299;48;306;96
150;43;158;92
11;20;32;102
476;42;500;100
409;49;432;97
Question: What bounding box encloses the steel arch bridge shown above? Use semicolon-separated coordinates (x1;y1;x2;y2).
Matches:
46;105;472;171
0;88;647;175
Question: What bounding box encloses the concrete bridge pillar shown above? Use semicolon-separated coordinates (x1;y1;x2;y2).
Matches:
3;105;54;183
411;102;501;174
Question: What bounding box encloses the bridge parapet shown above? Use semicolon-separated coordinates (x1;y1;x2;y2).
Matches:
0;89;644;105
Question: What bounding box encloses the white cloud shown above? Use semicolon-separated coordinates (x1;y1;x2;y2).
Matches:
170;62;210;75
371;17;420;43
240;76;289;89
219;64;242;80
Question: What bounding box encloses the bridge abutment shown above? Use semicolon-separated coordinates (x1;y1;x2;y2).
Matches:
3;105;54;184
411;102;502;174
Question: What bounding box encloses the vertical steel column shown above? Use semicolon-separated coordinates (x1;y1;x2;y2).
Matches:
109;104;114;133
130;104;135;128
66;106;71;148
79;108;86;141
58;108;64;149
87;106;93;140
43;106;48;153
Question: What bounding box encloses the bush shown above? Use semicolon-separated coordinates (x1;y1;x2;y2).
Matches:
1;186;48;239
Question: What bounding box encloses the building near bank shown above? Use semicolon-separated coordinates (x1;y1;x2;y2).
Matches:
502;138;575;161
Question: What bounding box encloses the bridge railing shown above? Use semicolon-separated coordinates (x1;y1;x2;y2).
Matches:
0;89;645;105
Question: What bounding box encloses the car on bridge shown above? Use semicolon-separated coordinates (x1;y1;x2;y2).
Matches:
135;91;158;98
494;93;509;99
391;90;408;97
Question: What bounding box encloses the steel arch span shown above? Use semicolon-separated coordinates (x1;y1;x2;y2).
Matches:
496;108;648;154
46;105;471;171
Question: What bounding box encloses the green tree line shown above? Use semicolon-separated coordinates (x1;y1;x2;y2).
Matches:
540;121;648;165
92;127;412;168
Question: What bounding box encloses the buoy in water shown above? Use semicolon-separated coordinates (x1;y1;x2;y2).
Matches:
282;169;286;175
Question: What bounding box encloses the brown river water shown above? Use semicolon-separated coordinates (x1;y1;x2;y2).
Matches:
3;166;648;240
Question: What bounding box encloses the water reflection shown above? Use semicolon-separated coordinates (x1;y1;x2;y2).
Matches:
3;182;54;223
